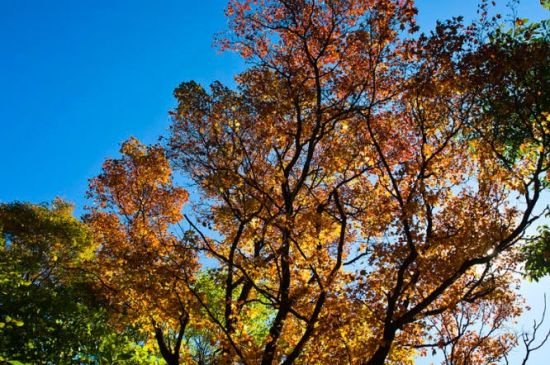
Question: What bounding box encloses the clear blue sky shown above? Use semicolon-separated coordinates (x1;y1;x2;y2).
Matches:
1;1;548;362
1;0;244;208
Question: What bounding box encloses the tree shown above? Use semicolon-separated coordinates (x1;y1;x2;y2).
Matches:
163;0;549;364
0;200;158;364
504;15;550;283
523;223;550;281
85;137;199;365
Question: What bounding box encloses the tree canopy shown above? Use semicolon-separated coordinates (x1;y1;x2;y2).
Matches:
3;1;550;364
0;200;161;364
163;1;550;363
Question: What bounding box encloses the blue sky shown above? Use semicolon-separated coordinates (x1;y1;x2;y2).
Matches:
1;0;243;208
1;0;549;362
